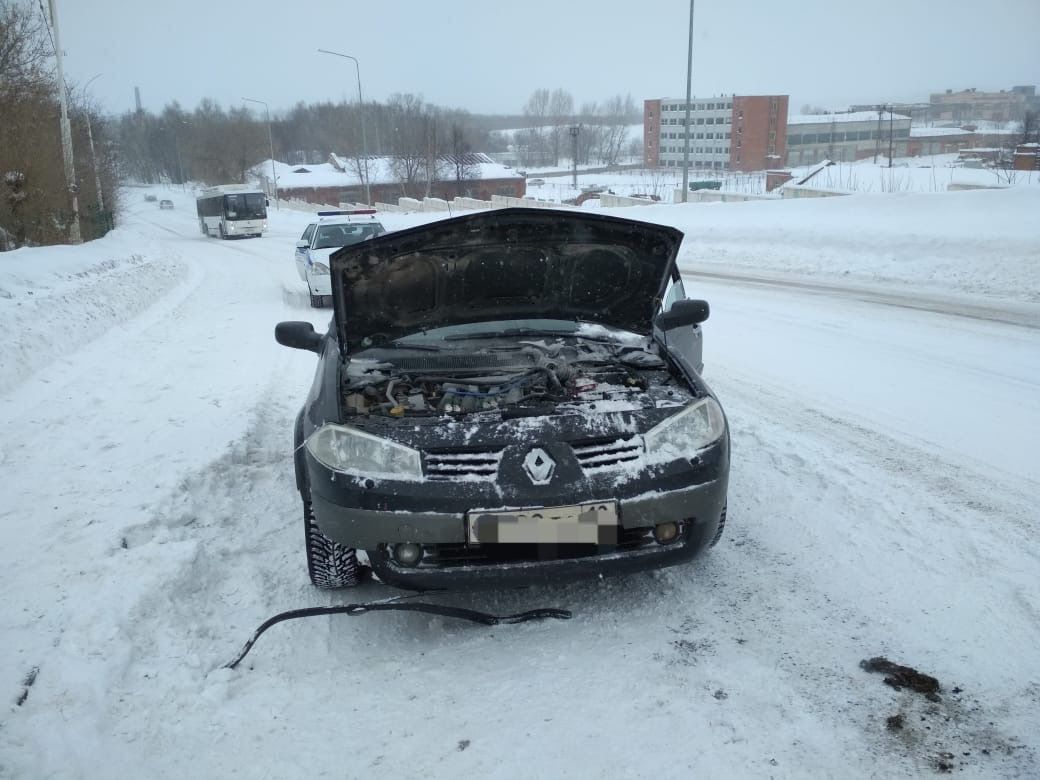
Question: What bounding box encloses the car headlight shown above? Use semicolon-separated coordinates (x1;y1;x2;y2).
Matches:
305;423;422;480
644;397;726;463
311;262;330;275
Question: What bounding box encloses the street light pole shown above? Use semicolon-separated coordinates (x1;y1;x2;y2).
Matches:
569;125;581;188
681;0;695;203
317;49;371;205
173;126;186;191
244;97;279;209
82;73;105;214
46;0;81;243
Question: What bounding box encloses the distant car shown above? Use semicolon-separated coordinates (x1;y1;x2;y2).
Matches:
527;178;546;186
144;194;157;202
275;208;729;590
159;199;174;210
294;210;385;308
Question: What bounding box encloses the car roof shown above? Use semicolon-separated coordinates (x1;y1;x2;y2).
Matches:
315;215;382;226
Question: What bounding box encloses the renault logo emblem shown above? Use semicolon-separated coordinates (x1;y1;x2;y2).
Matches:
523;448;555;484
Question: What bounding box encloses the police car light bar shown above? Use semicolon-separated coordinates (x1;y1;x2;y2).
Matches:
316;209;377;216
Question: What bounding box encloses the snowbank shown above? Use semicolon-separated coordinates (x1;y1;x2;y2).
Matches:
602;186;1040;303
0;226;188;396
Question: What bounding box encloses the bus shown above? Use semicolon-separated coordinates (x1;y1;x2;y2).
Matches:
196;186;269;239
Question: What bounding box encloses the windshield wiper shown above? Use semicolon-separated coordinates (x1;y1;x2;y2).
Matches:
368;342;443;352
445;328;576;342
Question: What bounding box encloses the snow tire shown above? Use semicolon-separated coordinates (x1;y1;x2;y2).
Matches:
309;292;322;308
303;492;360;588
709;503;727;547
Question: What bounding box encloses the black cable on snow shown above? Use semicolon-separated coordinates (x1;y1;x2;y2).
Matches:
222;602;573;670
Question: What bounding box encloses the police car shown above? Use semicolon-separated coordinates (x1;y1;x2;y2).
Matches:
295;210;386;308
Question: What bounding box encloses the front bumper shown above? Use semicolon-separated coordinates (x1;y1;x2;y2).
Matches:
308;272;332;296
307;445;728;590
226;220;265;235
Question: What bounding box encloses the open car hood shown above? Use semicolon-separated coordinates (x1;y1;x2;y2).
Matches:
329;208;683;351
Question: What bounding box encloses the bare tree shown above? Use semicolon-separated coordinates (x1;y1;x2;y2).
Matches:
597;94;636;165
523;88;551;166
547;88;573;166
448;120;477;197
386;93;434;196
0;0;50;101
1;1;121;247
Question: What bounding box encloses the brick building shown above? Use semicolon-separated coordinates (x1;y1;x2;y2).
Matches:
255;153;525;206
644;94;788;172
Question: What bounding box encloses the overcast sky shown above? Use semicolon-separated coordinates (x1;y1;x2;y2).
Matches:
60;0;1040;117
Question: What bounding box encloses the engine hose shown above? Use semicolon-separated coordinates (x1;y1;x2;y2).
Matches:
222;602;572;669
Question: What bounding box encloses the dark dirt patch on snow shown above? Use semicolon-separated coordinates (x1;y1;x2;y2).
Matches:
860;658;1036;775
861;656;942;699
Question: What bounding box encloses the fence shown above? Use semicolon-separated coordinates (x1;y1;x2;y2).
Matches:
671;190;779;203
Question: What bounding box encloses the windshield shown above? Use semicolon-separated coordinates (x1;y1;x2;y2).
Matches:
313;223;383;249
391;318;641;345
223;193;266;220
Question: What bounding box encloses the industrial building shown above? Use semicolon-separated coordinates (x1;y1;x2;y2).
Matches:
644;95;788;172
852;86;1038;125
928;86;1037;123
785;111;910;166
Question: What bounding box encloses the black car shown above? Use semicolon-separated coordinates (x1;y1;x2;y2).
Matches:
276;208;729;590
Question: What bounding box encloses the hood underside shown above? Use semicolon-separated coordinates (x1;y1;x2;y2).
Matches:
330;208;683;350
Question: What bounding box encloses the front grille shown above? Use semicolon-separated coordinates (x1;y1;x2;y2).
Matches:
415;526;657;569
424;448;503;481
570;436;644;471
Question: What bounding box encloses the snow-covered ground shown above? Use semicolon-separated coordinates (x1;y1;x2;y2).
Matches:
1;186;1038;778
526;168;766;202
525;154;1040;203
787;154;1040;194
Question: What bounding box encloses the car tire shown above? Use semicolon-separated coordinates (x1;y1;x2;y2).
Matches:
303;491;360;588
309;292;322;308
709;503;727;547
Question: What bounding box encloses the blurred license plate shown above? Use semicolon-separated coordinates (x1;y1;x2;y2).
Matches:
467;501;618;544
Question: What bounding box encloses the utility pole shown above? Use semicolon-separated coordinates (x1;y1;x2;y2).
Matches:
874;106;883;164
46;0;81;243
681;0;695;202
569;125;581;188
888;107;894;167
244;97;279;209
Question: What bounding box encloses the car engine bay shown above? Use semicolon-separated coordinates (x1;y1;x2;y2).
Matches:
341;338;696;419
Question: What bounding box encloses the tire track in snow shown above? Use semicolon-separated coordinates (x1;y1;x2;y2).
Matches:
681;269;1040;330
701;370;1039;776
20;366;1034;778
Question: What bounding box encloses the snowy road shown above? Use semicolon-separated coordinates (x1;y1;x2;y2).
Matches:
1;192;1038;778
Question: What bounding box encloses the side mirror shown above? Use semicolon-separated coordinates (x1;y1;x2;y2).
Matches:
655;298;710;330
295;240;309;249
275;321;323;353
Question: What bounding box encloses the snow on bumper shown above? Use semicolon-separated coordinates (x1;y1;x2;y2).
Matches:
306;441;729;588
307;271;332;296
